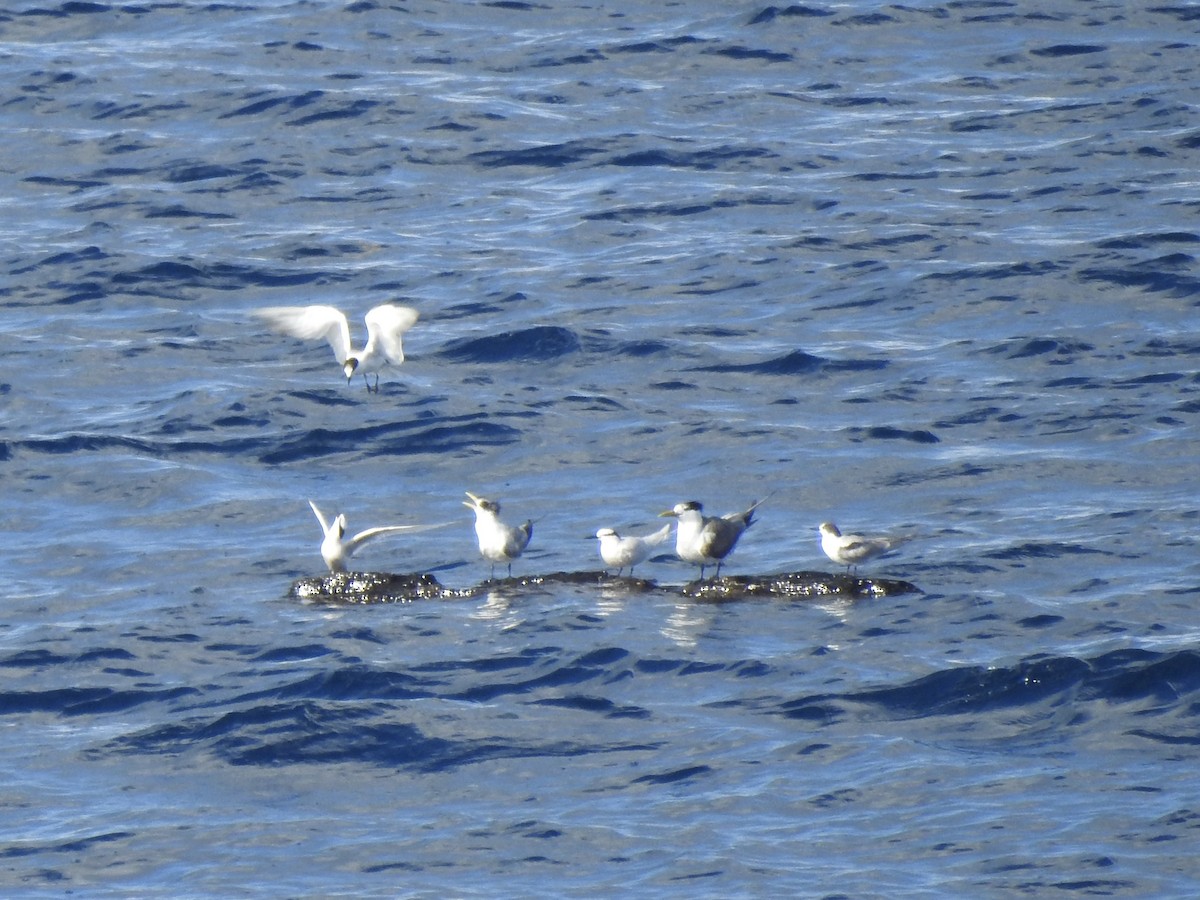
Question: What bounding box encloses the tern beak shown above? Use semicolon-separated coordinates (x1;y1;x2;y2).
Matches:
342;361;356;381
659;509;679;518
463;491;483;509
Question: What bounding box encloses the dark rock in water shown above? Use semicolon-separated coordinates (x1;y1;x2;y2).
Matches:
680;571;920;601
289;569;918;605
291;571;469;604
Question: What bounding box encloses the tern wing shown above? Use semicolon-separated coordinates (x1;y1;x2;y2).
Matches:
365;304;419;365
505;520;533;557
258;305;352;364
643;523;672;546
698;516;742;560
308;500;332;535
840;535;887;562
722;496;768;530
344;522;448;555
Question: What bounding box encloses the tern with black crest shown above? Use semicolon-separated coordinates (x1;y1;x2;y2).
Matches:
660;498;766;579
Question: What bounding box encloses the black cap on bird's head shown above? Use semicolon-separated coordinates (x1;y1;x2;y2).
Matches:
343;357;359;381
660;500;703;518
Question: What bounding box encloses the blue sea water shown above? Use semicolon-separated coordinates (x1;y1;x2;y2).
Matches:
2;0;1200;895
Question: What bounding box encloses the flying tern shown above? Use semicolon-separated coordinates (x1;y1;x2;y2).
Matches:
257;303;419;392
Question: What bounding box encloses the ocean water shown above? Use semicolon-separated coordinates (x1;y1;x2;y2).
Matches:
2;0;1199;895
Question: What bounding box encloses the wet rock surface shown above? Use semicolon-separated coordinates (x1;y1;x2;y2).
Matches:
290;570;920;605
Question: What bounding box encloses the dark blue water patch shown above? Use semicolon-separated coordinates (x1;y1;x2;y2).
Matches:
0;685;196;717
259;416;523;464
437;325;581;363
21;174;106;194
111;259;335;290
690;349;828;376
1030;44;1107;57
612;41;676;54
287;98;380;127
1096;232;1200;251
1078;263;1200;299
706;45;793;63
1113;372;1186;388
609;146;779;170
613;339;671;358
923;260;1063;281
532;695;650;719
468;141;603;169
447;658;607;703
283;389;360;408
95;698;650;769
94;700;461;767
686;348;886;376
771;650;1200;728
651;380;696;391
251;644;337;664
164;161;249;183
843;426;940;444
993;338;1096;360
1084;649;1200;703
220;90;323;119
981;542;1108;561
241;666;440;704
11;411;519;463
9;245;110;276
631;765;712;785
144;204;235;220
1133;338;1200;358
0;648;129;672
932;406;1004;428
486;1;543;12
22;1;117;15
748;6;835;26
585;195;792;222
0;830;134;861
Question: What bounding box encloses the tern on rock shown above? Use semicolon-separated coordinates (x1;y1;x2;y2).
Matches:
595;523;672;577
660;498;766;579
819;521;908;573
463;491;533;579
308;500;444;573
